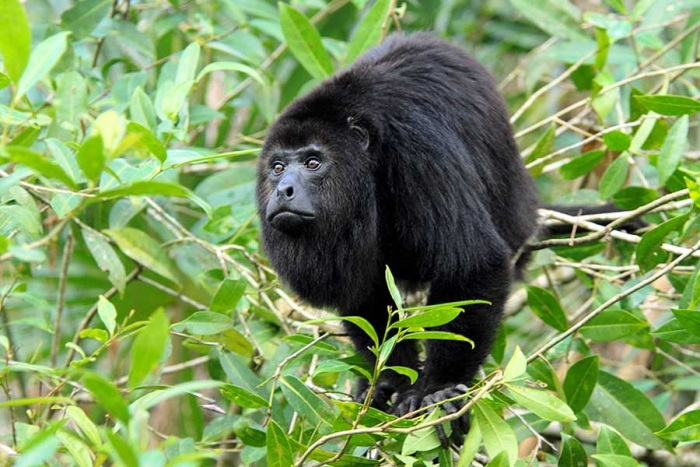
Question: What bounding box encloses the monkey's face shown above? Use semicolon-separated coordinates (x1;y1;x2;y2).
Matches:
257;117;375;237
261;143;327;234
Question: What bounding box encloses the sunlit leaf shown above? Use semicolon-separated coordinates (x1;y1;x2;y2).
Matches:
15;32;71;103
220;384;268;409
503;346;527;382
586;371;667;449
474;400;518;462
104;227;180;285
635;95;700;116
278;3;333;79
128;308;170;387
0;0;30;83
346;0;392;63
657;116;689;185
507;385;577;422
656;409;700;441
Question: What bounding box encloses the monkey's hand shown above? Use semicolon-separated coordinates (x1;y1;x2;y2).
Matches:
353;380;397;412
392;384;470;447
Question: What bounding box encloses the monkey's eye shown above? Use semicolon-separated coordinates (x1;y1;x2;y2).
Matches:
305;158;321;170
272;162;286;175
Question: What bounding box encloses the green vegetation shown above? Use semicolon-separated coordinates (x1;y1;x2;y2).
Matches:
0;0;699;465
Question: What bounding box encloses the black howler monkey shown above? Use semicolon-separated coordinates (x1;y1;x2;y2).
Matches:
256;33;570;443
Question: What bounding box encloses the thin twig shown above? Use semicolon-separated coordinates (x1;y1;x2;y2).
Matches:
50;231;74;367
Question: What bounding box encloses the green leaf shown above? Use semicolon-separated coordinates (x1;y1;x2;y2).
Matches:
126;122;167;162
176;42;200;85
400;331;474;346
76;134;105;183
558;433;587;467
597;425;632;456
457;421;481;467
104;431;139;467
635;212;689;272
56;431;91;467
592;72;617;119
97;296;117;337
580;309;649;342
385;265;403;312
130;380;223;412
687;177;700;208
346;0;392;63
128;308;169;388
591;454;641;467
599;153;629;199
266;420;294;467
401;409;444;455
511;0;584;40
81;372;130;425
0;72;9;90
390;308;462;330
97;181;212;217
278;3;333;79
83;229;126;296
560;150;605;180
55;71;88;126
104;227;180;285
2;146;77;189
525;123;556;176
60;0;111;38
563;355;599;413
656;409;700;441
503;346;527;382
15;32;71;103
196;62;268;88
586;371;667;449
130;87;157;133
64;406;101;447
671;309;700;337
0;0;30;83
473;400;518;463
603;131;631;151
507;385;577;422
280;375;336;426
526;286;568;331
657;115;689;185
220;384;268;409
635;95;700;116
604;0;627;13
172;311;234;335
613;186;659;210
651;318;700;344
611;186;658;210
207;329;255;356
307;316;380;349
211;278;246;314
385;365;419;384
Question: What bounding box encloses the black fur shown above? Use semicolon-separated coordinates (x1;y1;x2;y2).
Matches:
256;33;540;442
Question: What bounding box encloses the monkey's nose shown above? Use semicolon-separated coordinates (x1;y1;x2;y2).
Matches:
277;184;294;199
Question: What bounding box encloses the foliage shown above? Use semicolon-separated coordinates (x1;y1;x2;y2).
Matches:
0;0;699;465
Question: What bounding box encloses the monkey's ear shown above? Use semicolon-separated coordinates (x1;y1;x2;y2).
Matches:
348;117;370;150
